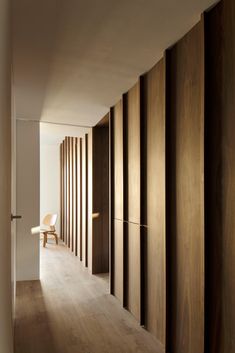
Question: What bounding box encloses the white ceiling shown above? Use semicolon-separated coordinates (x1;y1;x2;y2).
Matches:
13;0;216;127
40;122;89;146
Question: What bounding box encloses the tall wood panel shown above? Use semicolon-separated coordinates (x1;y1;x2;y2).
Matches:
76;138;82;260
112;100;124;303
82;134;88;267
88;131;93;272
167;20;205;353
126;82;141;322
66;136;70;246
205;1;235;352
145;58;166;348
60;143;64;240
69;137;73;250
92;123;109;274
73;138;77;255
63;139;67;244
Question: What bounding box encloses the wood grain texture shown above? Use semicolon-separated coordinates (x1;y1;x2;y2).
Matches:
127;82;141;224
167;20;205;353
145;58;166;346
66;137;70;246
82;134;88;267
73;138;77;255
114;100;124;221
205;1;235;351
63;140;67;244
70;137;74;251
127;222;141;322
88;131;93;272
92;126;109;274
114;219;124;304
76;138;82;260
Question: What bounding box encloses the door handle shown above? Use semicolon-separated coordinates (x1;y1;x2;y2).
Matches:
11;214;22;221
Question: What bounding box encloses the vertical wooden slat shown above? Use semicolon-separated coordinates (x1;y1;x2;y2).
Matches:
88;131;93;272
205;2;235;352
113;100;124;304
66;136;70;246
73;137;77;255
60;143;63;240
110;108;115;294
82;134;88;267
126;82;141;322
167;20;205;353
144;58;166;347
76;138;82;259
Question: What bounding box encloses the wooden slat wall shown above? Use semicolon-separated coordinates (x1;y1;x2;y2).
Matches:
60;136;83;261
205;1;235;352
126;82;141;322
87;131;93;272
167;20;205;353
91;124;109;274
145;58;166;348
76;138;82;260
82;134;88;267
112;100;124;304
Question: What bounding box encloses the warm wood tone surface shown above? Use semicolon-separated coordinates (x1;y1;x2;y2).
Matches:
92;126;109;274
66;137;70;246
63;139;67;244
127;82;141;224
205;1;235;352
76;138;82;260
70;137;74;251
60;143;63;240
87;131;93;272
114;100;124;221
72;138;77;255
14;243;163;353
114;219;124;304
82;134;88;267
167;21;205;353
127;223;141;322
145;58;166;347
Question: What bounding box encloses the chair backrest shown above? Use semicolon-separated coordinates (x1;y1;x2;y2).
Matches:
42;214;57;227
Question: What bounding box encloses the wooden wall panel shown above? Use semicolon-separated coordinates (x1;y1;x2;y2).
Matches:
66;136;70;246
60;143;63;240
76;138;82;260
127;82;141;224
127;223;141;321
167;20;205;353
92;125;109;274
114;100;124;221
145;58;166;347
69;137;73;250
82;134;88;267
73;138;77;255
205;1;235;352
114;219;124;304
63;140;67;244
88;131;93;272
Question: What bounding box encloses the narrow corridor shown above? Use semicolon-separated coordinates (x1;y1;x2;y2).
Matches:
14;242;162;353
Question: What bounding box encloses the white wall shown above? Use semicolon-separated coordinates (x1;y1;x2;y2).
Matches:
16;120;40;281
40;144;60;234
0;0;13;351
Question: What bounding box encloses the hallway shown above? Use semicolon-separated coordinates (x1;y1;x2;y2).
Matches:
14;243;162;353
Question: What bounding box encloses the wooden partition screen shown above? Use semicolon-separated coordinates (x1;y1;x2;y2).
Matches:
60;136;82;259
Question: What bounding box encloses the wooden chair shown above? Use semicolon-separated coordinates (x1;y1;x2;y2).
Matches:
41;214;58;247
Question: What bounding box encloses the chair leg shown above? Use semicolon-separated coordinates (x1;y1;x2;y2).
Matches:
43;232;47;247
54;233;58;245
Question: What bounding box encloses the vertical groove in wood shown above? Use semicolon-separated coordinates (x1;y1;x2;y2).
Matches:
167;21;205;353
110;108;114;295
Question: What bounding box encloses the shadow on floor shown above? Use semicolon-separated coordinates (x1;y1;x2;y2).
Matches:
14;280;57;353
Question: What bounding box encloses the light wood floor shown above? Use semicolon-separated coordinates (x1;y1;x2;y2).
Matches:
14;241;163;353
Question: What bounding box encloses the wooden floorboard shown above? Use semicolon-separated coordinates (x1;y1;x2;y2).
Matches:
14;242;163;353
